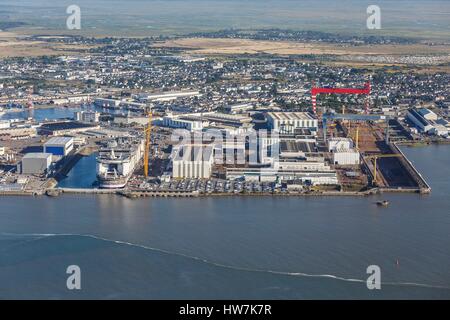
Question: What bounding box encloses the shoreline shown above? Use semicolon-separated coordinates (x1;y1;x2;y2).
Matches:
0;187;429;198
397;140;450;147
0;140;440;199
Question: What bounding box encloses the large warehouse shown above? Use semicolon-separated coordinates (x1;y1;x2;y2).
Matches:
38;121;99;136
407;108;449;136
266;112;318;134
172;145;214;179
20;153;52;175
44;137;74;156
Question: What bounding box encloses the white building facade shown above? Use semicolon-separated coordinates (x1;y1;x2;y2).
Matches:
172;145;214;179
267;112;318;134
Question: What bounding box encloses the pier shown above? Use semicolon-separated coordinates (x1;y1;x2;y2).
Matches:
391;143;432;194
56;188;117;194
53;188;201;198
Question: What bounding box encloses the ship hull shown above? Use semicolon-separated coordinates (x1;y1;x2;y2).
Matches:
96;137;145;189
97;175;129;189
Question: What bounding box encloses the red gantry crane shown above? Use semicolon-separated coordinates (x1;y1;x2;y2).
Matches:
311;81;371;115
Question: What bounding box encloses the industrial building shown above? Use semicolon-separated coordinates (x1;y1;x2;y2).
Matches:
259;128;319;164
44;137;74;156
226;168;338;185
225;103;254;114
226;156;338;184
202;112;253;129
266;112;318;134
20;153;52;175
74;111;100;123
407;108;449;137
332;150;360;165
162;111;253;133
0;126;37;140
38;121;99;136
274;160;333;172
119;101;147;111
52;95;90;105
94;98;121;108
328;138;354;152
280;140;317;158
172;145;214;179
114;115;151;126
137;91;202;102
407;109;434;133
220;136;247;165
328;138;360;165
417;108;438;121
162;113;206;131
280;129;317;142
431;124;449;137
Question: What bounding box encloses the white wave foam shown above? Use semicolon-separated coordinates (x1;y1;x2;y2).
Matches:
1;232;449;290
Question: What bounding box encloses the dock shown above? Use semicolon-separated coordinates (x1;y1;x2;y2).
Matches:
361;143;431;194
56;188;117;194
390;143;431;194
53;188;201;198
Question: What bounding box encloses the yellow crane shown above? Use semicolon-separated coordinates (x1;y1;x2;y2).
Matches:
347;122;359;150
143;111;152;177
365;154;402;185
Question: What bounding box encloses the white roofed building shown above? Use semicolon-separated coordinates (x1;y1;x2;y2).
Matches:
267;112;318;134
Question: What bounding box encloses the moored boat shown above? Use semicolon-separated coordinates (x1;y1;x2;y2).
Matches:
96;137;145;189
376;200;390;207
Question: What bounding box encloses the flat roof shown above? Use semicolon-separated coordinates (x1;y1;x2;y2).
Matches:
44;136;74;146
203;113;252;122
329;137;353;142
23;152;52;159
267;112;316;121
40;121;95;132
281;141;316;153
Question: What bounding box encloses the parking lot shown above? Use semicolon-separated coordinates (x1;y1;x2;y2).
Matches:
137;178;279;194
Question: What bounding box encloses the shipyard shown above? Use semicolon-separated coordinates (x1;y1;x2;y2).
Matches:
0;31;448;198
0;94;435;197
2;0;450;302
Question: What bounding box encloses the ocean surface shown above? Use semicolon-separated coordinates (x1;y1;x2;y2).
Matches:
0;145;450;299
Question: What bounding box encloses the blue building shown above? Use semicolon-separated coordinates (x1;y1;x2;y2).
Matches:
43;137;74;156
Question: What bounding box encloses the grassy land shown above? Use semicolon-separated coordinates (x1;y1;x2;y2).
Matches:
0;31;98;58
156;37;450;56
